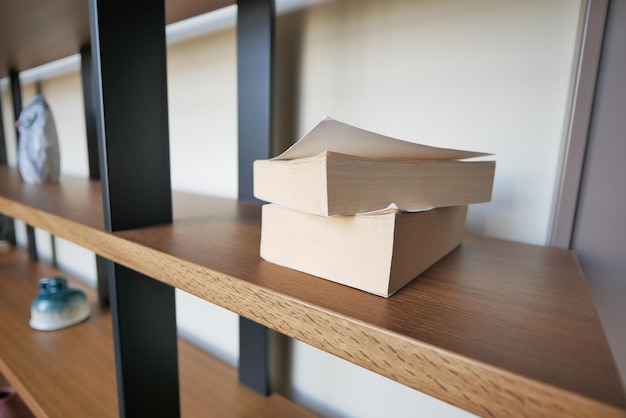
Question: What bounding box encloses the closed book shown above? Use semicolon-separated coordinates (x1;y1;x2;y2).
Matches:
254;117;495;216
260;204;468;297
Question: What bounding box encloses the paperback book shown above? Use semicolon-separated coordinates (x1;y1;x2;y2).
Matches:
255;116;495;297
261;204;468;297
254;117;495;215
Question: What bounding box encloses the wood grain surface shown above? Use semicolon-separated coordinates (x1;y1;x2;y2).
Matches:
1;168;624;417
0;250;117;417
0;0;234;79
0;249;315;417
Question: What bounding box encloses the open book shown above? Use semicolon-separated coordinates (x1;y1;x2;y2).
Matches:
254;117;495;215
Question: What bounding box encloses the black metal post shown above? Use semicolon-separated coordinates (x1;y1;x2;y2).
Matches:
9;71;22;141
80;45;101;181
94;255;110;306
80;44;109;306
240;315;271;396
237;0;275;396
0;88;7;165
237;0;275;202
89;0;178;416
9;70;38;261
0;91;16;245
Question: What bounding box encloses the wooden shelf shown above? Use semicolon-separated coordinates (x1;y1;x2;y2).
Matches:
1;168;625;417
0;0;234;79
0;249;315;418
0;166;211;230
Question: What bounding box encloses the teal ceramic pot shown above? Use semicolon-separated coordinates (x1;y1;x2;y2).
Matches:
29;277;90;331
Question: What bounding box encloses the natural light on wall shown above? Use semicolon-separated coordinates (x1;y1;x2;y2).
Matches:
293;0;583;246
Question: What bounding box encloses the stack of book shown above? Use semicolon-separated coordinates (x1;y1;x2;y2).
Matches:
254;117;495;297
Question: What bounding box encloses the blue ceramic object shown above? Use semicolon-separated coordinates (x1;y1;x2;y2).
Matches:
29;277;90;331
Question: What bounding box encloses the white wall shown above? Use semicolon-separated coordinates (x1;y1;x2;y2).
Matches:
0;0;585;416
293;0;583;246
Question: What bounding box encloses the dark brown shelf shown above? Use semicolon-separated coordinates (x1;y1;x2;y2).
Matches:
1;168;624;416
0;249;315;418
0;167;104;230
0;0;234;79
0;166;220;228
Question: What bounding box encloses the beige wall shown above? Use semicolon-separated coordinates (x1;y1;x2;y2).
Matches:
41;72;89;177
0;0;585;416
280;0;583;246
167;29;238;198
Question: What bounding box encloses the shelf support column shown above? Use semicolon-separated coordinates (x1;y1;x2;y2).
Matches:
0;85;7;165
89;0;179;416
79;45;109;306
9;70;37;261
237;0;275;396
80;45;101;182
0;90;16;245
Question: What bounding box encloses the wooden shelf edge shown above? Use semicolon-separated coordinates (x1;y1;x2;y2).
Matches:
0;357;42;418
1;192;624;416
101;232;625;417
0;249;315;418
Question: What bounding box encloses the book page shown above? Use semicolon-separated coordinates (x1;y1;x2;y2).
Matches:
274;116;489;161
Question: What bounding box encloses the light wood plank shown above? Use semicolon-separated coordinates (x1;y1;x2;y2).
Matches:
112;205;626;417
0;250;117;417
0;168;624;416
0;168;104;230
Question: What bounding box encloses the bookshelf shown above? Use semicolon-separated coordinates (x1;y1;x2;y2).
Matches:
1;167;625;416
1;1;625;417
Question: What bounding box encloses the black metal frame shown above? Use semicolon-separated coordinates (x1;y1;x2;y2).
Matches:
237;0;275;203
0;87;7;165
9;71;22;142
237;0;276;396
0;90;16;245
83;0;277;413
89;0;179;416
80;45;101;182
9;70;38;261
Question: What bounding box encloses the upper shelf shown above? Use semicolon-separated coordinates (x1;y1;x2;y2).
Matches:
0;167;625;417
0;0;234;79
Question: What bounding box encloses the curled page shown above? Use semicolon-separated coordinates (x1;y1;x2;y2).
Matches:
274;116;489;161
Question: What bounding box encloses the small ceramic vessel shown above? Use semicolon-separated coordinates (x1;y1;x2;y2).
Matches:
29;277;90;331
